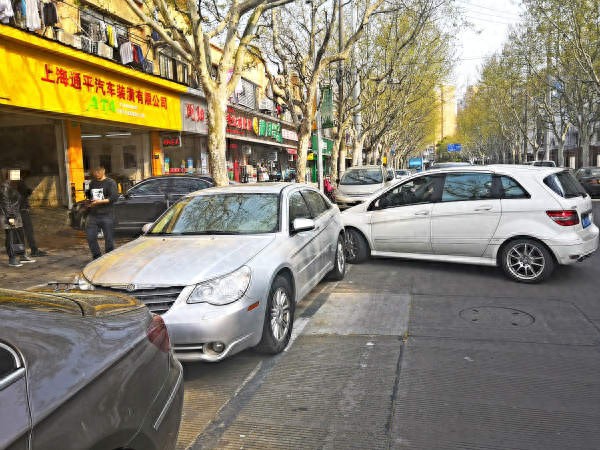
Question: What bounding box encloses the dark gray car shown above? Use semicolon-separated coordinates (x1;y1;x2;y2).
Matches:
0;287;183;450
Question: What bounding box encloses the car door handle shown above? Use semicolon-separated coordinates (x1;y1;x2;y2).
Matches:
475;205;493;211
414;211;429;216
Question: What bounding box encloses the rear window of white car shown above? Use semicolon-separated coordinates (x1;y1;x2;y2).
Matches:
340;168;383;185
544;171;587;198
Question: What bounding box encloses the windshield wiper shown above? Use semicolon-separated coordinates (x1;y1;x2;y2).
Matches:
179;231;242;235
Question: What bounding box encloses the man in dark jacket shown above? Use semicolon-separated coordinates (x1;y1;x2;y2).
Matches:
86;165;119;259
0;171;35;267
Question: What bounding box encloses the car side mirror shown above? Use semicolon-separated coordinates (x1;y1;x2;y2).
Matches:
291;218;315;234
123;192;131;199
141;223;153;234
386;174;394;182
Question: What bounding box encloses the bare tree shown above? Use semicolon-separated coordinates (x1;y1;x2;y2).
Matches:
124;0;295;185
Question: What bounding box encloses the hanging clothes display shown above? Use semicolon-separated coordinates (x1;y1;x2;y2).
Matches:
25;0;41;30
132;44;144;65
106;25;116;47
42;1;57;26
119;40;133;64
0;0;14;24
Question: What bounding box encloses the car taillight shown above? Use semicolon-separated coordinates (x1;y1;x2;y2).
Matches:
546;210;580;226
147;315;171;352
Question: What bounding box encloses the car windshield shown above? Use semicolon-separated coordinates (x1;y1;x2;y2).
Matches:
533;161;556;167
396;171;408;176
544;171;587;198
581;168;600;177
340;168;383;185
149;193;280;235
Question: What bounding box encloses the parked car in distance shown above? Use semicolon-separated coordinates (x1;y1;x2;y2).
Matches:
342;165;598;283
69;174;213;233
0;287;183;450
336;165;395;209
530;160;557;167
75;183;346;362
575;167;600;197
395;169;412;179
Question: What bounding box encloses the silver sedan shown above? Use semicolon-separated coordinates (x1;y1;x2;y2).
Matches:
77;183;346;362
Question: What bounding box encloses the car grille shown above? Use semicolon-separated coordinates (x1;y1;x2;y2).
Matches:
103;286;184;315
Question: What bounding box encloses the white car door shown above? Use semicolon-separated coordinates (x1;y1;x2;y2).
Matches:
301;189;336;279
430;172;501;257
287;190;321;300
370;175;441;254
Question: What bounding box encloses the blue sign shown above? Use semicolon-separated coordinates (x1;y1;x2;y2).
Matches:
408;157;423;168
447;143;462;152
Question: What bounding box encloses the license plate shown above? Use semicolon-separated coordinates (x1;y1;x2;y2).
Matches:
582;213;592;228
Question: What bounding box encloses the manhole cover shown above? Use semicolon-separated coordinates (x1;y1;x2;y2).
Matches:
459;306;535;327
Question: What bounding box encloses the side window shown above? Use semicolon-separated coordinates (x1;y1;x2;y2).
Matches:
288;191;312;227
441;173;493;202
173;178;209;193
129;179;170;195
376;175;438;209
301;190;328;217
0;343;20;380
499;176;529;199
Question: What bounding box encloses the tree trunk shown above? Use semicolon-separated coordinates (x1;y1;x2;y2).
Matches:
557;141;565;168
331;131;343;185
352;136;365;166
581;132;591;168
338;141;347;182
206;90;229;186
295;121;312;183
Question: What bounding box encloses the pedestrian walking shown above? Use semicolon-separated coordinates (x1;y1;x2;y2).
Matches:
324;176;335;203
15;171;47;257
0;170;36;267
85;165;119;260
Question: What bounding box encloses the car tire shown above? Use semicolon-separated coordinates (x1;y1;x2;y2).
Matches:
501;238;555;283
255;276;295;354
327;234;346;281
345;228;369;264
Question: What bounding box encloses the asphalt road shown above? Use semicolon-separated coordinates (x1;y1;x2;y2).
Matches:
175;202;600;449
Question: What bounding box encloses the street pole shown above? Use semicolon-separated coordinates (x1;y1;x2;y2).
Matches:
316;95;324;192
337;0;344;179
351;3;361;157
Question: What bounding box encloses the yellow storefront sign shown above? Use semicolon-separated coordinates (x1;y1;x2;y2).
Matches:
0;27;183;130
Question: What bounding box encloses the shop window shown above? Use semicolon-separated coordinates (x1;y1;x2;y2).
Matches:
123;146;137;169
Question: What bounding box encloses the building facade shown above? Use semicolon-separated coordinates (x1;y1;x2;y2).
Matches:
0;0;296;207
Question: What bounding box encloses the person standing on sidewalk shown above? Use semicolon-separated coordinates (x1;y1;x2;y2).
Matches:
0;170;36;267
15;171;47;257
86;165;119;260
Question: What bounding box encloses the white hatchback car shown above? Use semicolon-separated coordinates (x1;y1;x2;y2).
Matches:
342;165;599;282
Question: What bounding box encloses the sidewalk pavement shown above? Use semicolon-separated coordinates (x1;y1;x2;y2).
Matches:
0;207;130;291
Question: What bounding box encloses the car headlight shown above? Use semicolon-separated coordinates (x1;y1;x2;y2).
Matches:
73;272;95;291
187;266;251;305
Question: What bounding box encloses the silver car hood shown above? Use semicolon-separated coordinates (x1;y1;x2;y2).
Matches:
83;234;275;287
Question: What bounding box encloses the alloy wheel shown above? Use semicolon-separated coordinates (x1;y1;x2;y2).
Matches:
337;239;345;274
345;233;357;261
270;288;291;342
506;243;546;281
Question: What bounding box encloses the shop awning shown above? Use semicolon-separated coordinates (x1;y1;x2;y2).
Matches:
286;148;297;155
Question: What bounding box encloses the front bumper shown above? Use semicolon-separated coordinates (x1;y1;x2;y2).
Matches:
163;292;264;362
335;193;371;209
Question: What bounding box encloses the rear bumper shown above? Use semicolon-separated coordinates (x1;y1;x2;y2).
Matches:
130;355;184;450
547;224;599;265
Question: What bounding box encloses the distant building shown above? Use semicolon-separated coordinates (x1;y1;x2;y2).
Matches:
434;85;457;143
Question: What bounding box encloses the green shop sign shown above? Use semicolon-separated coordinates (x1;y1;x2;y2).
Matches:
310;134;333;156
253;117;283;143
